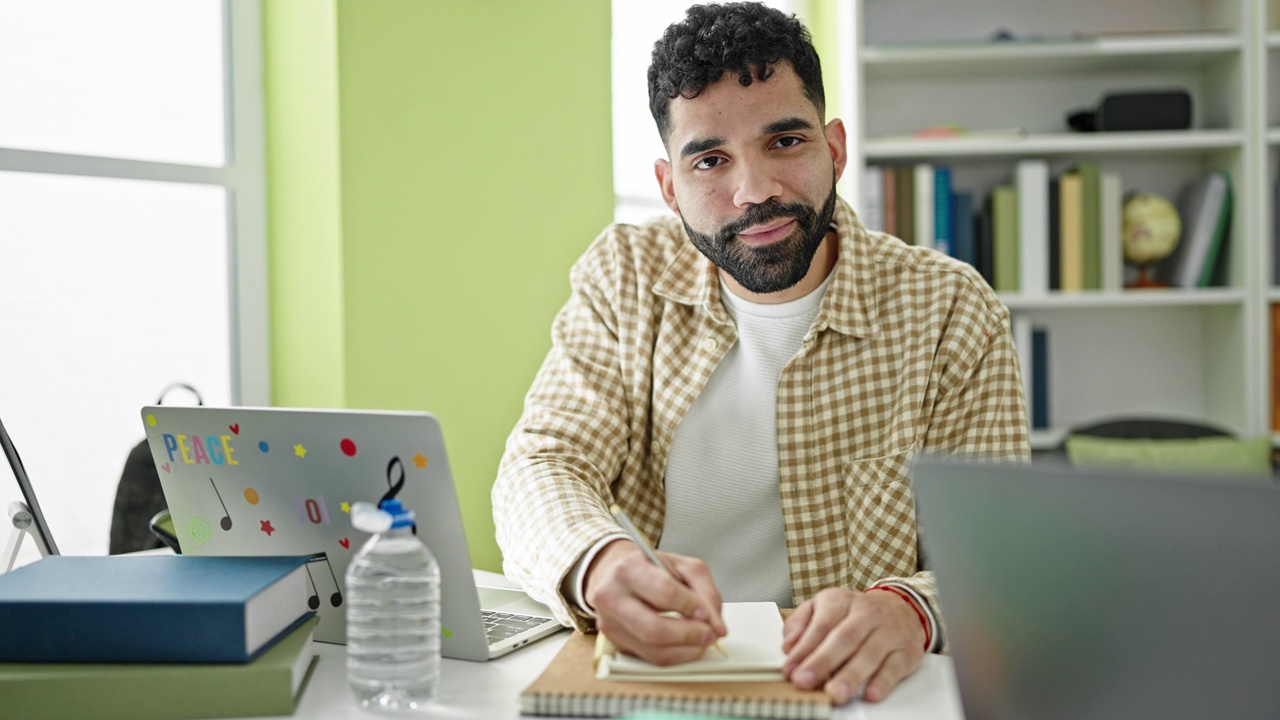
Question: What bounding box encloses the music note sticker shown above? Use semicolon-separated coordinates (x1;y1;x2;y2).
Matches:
294;494;332;525
304;552;344;609
210;478;233;530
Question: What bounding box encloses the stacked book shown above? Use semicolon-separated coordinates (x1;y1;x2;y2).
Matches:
0;555;318;720
862;163;1232;294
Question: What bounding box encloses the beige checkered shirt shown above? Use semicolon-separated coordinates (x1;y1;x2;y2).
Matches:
493;197;1030;651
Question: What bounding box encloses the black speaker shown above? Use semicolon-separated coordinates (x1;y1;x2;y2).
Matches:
1068;90;1193;132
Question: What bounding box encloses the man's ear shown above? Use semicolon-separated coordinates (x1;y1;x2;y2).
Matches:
825;118;848;184
655;158;680;215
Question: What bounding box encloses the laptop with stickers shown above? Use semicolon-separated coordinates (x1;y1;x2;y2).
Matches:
140;406;562;660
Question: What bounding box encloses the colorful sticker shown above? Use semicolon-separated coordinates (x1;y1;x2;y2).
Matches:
295;495;332;525
412;453;428;469
146;414;157;427
229;423;240;435
260;519;275;536
189;517;211;546
304;553;343;609
244;487;260;505
294;443;307;458
258;441;270;453
210;478;233;531
340;438;357;457
339;537;350;549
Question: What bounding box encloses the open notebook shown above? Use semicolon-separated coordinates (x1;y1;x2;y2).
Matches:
596;602;785;682
521;601;830;719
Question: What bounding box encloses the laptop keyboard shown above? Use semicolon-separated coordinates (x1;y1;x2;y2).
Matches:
483;610;548;643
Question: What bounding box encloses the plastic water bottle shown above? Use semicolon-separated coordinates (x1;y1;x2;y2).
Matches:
346;499;441;712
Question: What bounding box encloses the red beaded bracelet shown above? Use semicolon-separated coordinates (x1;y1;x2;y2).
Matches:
866;585;931;651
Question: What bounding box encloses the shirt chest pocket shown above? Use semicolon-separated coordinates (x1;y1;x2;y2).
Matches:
841;450;919;587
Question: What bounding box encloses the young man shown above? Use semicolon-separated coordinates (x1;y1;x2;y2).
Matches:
493;2;1029;705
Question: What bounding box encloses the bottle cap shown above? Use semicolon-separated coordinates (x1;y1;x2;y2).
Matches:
379;498;416;529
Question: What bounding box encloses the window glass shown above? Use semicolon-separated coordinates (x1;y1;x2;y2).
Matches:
0;0;226;165
0;171;232;558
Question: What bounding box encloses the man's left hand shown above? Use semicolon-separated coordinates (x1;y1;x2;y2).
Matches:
781;587;926;705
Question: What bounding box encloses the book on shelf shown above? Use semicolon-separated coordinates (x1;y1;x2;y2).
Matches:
1058;172;1084;291
1077;162;1103;290
952;191;976;268
1031;327;1051;431
862;165;884;232
1168;171;1232;288
991;185;1019;292
914;164;935;250
521;602;829;719
1100;172;1125;292
882;165;899;237
933;165;953;256
975;205;994;285
0;555;312;663
1016;159;1050;296
1048;176;1061;291
0;615;318;720
1273;177;1279;286
896;164;915;245
596;602;785;682
1012;316;1050;431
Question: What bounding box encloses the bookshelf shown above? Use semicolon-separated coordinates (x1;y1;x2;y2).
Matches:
842;0;1272;450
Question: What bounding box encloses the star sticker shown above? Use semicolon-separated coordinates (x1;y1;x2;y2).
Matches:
294;443;307;458
260;520;275;536
340;502;351;513
412;453;428;469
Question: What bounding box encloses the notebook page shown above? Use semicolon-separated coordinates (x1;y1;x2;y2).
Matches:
597;601;785;682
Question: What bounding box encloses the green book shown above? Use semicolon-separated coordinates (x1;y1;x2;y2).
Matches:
992;185;1020;292
0;616;318;720
1077;161;1101;290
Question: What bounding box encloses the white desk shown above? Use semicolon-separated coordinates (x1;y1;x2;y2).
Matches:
243;571;966;720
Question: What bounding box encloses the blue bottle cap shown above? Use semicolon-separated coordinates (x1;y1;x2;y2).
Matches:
380;498;416;529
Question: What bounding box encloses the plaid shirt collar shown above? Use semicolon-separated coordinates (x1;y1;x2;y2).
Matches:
652;196;882;339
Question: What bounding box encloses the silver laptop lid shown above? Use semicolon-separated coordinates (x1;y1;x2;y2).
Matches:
141;406;489;659
913;457;1280;720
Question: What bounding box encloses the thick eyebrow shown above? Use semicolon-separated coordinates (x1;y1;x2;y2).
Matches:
763;117;815;135
680;136;725;159
678;117;816;159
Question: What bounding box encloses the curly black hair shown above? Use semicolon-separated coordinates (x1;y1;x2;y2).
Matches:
647;2;824;146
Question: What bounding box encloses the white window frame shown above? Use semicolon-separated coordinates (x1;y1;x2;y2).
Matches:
0;0;268;405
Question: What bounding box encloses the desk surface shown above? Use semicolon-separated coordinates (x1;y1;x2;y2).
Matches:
238;571;966;720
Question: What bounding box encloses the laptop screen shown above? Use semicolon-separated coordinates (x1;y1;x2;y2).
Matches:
1;412;59;557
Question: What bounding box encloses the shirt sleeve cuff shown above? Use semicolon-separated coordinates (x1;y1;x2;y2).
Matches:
879;582;940;653
567;534;629;617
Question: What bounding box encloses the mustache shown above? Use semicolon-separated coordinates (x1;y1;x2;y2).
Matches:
719;199;813;240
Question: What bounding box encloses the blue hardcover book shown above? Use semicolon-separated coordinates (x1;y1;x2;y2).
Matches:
0;555;312;663
933;166;953;256
1031;328;1050;430
951;191;975;267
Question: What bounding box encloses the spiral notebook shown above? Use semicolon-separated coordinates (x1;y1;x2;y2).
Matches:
520;604;830;719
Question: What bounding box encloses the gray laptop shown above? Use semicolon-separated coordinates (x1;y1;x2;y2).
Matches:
912;457;1280;720
140;406;563;660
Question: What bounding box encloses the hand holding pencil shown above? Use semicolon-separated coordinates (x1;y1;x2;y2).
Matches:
580;505;728;666
609;505;727;658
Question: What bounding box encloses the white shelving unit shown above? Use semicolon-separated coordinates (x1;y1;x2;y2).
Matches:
842;0;1273;450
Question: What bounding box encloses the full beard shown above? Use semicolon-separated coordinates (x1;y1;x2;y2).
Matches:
682;182;838;295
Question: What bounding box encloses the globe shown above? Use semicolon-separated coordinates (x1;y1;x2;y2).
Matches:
1122;192;1181;288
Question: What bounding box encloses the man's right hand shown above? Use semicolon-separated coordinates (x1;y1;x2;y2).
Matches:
583;539;727;666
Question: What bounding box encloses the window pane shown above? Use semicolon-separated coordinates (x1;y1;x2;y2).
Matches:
0;0;225;166
0;172;232;559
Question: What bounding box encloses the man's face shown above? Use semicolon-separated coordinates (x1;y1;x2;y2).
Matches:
655;63;847;298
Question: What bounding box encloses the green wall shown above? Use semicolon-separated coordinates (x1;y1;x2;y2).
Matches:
265;1;614;572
